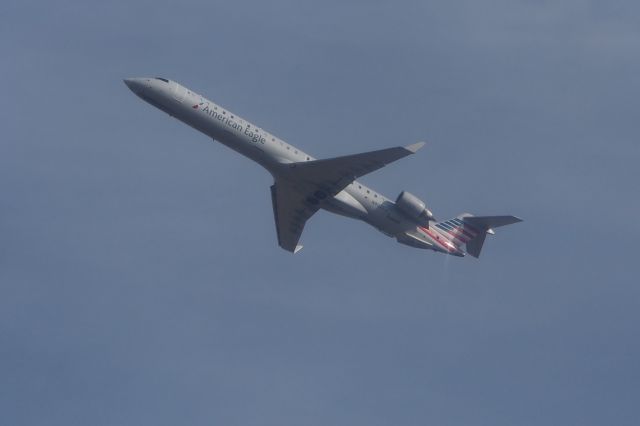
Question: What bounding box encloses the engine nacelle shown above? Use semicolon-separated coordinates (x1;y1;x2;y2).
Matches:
395;191;435;225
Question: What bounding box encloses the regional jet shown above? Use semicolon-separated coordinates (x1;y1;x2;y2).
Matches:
124;77;521;257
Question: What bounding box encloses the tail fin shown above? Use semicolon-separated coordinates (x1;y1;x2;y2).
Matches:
434;214;522;258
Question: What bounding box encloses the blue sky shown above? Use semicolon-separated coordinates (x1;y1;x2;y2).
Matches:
1;1;639;425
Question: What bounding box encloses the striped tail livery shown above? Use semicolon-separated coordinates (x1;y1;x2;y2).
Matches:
430;214;522;258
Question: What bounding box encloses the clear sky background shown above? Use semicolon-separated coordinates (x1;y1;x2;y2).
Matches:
1;1;638;425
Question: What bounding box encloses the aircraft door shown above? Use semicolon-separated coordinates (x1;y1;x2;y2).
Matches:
173;81;186;103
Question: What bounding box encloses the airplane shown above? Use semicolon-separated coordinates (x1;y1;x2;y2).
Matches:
124;77;521;257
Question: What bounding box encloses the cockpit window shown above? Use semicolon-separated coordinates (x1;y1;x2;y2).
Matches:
155;77;169;83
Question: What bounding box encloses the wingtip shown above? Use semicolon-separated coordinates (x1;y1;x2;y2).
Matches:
294;245;304;254
405;141;426;153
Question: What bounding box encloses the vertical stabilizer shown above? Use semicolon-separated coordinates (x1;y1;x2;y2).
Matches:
434;214;522;258
464;215;522;258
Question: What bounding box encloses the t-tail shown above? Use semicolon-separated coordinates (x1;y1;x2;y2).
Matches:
433;214;522;258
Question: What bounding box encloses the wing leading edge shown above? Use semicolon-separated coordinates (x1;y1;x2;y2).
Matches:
270;142;425;253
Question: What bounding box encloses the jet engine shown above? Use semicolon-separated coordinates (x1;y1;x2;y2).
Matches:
395;191;435;226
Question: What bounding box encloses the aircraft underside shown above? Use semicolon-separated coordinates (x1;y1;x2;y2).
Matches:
124;76;522;257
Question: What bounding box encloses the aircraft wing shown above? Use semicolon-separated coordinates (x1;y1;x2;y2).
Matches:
271;142;425;253
287;142;425;197
270;181;320;253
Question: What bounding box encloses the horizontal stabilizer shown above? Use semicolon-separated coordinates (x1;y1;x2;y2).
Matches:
464;215;522;258
464;215;522;230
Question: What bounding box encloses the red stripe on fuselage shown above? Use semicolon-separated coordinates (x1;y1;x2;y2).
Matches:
449;232;470;244
419;227;458;253
437;225;473;243
438;223;476;239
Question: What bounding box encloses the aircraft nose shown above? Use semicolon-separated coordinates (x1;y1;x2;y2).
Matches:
123;77;146;94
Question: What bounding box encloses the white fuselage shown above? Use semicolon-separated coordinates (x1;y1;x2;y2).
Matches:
125;77;464;255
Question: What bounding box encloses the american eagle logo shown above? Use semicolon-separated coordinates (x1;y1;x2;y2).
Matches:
192;98;207;109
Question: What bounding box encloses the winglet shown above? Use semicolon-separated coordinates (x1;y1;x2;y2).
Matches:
294;245;303;254
404;141;426;153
